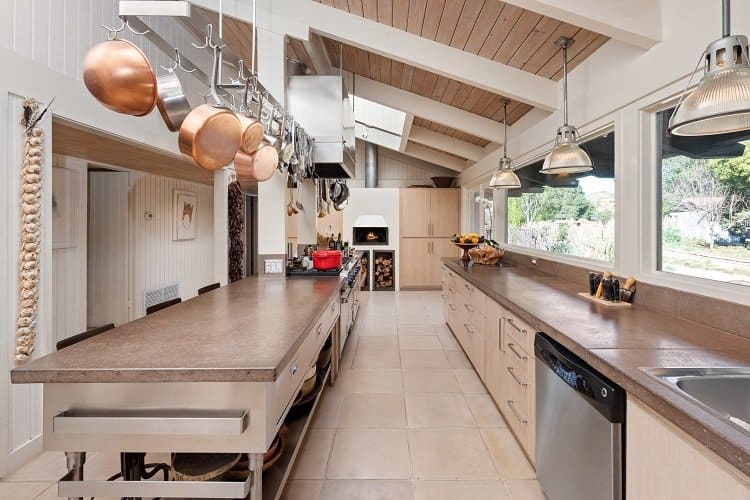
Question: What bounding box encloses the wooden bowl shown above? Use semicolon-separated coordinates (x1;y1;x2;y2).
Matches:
431;176;455;188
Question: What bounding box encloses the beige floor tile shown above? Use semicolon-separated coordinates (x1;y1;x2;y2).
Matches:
455;369;488;394
402;369;461;393
436;329;460;351
357;336;400;350
398;336;442;350
338;393;406;429
327;429;411;479
281;479;324;500
312;390;344;429
408;429;498;480
415;480;509;500
334;369;403;394
397;324;437;335
292;429;336;479
0;481;53;499
504;479;548;499
464;393;508;428
320;479;415;500
352;346;401;369
405;393;476;428
400;350;449;369
480;428;536;480
3;452;68;482
340;336;358;369
446;349;473;369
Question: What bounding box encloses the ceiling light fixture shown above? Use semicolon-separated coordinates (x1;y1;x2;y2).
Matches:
489;98;522;189
669;0;750;135
541;37;593;175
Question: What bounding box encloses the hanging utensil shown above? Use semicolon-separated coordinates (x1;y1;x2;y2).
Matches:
237;74;264;154
295;176;304;211
155;49;192;131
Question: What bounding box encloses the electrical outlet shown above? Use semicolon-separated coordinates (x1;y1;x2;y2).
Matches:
265;259;284;274
531;258;537;265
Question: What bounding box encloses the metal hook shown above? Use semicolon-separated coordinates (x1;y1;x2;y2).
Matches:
101;16;149;40
160;48;197;73
192;24;216;49
237;60;249;81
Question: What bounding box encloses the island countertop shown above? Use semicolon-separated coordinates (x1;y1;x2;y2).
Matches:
444;259;750;477
11;275;343;384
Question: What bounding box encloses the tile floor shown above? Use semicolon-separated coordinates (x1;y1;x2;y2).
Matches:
0;291;547;500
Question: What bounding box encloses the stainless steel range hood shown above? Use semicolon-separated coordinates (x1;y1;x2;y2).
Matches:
288;76;355;178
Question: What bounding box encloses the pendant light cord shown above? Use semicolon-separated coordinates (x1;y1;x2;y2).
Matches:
562;42;568;127
502;100;508;159
723;0;730;37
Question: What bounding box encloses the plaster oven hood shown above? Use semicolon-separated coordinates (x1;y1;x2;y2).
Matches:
353;215;388;227
288;75;355;178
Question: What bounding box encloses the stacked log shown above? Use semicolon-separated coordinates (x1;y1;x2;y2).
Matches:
374;252;394;289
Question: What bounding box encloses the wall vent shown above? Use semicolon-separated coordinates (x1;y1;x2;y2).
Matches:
144;284;180;308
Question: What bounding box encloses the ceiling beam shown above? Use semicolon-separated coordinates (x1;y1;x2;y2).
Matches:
354;74;504;143
399;114;414;153
408;126;485;162
501;0;660;50
300;2;558;111
403;143;467;173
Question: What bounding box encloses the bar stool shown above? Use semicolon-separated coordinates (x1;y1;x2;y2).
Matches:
146;297;181;315
198;282;220;295
56;323;114;351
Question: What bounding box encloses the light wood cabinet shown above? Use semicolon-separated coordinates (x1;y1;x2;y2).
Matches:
400;189;431;237
400;238;432;288
627;397;750;500
430;239;459;287
430;189;460;237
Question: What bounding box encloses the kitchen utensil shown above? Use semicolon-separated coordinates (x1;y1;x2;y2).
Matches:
312;250;342;270
333;182;349;211
300;366;317;397
330;179;343;202
83;38;157;116
156;67;191;132
178;45;241;171
237;77;264;154
234;143;278;182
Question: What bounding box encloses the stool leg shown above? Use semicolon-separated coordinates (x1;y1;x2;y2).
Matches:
120;452;146;500
249;452;263;499
64;451;86;500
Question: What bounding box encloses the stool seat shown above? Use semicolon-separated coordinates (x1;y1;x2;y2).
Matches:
172;453;242;481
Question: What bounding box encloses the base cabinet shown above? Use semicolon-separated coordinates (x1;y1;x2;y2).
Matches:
627;398;750;500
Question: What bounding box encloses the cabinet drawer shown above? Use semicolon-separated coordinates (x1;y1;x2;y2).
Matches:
504;312;533;355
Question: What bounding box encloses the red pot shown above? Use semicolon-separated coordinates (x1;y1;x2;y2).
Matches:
312;250;342;271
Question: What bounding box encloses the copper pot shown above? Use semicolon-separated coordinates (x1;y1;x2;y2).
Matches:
234;144;278;182
237;114;264;154
83;39;157;116
179;105;242;171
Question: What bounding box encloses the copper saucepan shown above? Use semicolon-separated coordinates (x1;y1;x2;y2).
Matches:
234;143;279;182
237;76;264;154
178;46;241;171
83;38;157;116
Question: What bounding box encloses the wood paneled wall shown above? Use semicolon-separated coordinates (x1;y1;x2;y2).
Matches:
353;140;457;187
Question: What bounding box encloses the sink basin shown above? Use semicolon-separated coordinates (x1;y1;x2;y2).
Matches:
641;367;750;435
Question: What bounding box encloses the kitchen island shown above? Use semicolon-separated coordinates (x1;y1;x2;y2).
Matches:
11;274;343;500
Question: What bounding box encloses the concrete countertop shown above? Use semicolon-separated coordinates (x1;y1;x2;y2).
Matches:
444;260;750;477
11;275;343;384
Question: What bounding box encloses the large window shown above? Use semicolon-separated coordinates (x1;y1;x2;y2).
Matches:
657;109;750;286
506;132;615;262
470;186;495;240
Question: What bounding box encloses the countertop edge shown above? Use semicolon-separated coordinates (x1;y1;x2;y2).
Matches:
444;260;750;478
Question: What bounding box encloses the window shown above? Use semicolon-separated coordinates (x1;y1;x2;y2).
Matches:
657;108;750;287
506;132;615;262
470;185;496;240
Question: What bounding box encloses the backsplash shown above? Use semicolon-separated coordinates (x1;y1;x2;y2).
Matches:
501;249;750;342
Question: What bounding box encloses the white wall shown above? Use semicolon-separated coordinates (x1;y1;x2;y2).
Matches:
351;140;457;188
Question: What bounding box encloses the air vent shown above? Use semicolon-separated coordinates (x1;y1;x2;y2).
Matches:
144;284;180;308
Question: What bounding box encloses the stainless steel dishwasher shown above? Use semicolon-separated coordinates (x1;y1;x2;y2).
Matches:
535;333;625;500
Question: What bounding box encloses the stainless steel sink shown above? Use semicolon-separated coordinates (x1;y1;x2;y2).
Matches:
641;367;750;435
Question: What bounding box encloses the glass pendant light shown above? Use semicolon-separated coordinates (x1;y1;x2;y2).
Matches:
541;37;593;175
489;99;522;189
669;0;750;135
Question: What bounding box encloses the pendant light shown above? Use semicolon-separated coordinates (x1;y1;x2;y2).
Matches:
541;37;593;175
489;99;522;189
669;0;750;136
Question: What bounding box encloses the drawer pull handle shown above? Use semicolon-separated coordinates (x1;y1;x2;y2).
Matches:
506;318;522;333
507;400;528;423
464;283;473;292
464;304;474;313
331;302;336;313
449;303;457;311
449;287;456;294
291;363;299;376
463;323;473;334
316;324;322;336
507;366;527;386
440;294;447;299
507;342;527;360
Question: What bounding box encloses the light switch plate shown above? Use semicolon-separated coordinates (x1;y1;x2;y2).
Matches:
265;259;284;274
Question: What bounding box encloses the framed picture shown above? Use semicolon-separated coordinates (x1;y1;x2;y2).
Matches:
173;190;197;240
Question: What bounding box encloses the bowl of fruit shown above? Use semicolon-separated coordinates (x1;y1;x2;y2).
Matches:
450;233;484;267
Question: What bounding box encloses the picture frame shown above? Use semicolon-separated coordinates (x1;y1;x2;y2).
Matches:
173;190;197;240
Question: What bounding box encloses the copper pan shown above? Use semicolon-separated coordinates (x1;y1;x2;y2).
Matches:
237;114;264;155
178;46;241;171
234;143;278;182
83;39;157;116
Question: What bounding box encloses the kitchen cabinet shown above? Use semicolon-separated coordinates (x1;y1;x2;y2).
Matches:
627;397;750;499
400;189;460;289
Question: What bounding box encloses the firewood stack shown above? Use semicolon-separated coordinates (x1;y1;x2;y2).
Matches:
374;253;394;289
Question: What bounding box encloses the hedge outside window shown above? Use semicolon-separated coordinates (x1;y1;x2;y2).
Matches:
506;132;615;262
657;108;750;287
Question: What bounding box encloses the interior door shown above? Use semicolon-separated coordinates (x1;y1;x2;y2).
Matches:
87;171;130;327
400;189;430;237
430;189;460;237
399;238;431;288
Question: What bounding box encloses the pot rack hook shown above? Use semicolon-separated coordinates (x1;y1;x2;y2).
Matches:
101;16;149;40
160;48;197;73
193;24;224;50
237;60;249;81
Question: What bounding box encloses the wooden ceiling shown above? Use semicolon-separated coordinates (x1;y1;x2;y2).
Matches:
323;38;533;123
314;0;608;80
412;117;488;148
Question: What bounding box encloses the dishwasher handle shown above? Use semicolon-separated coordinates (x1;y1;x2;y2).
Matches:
534;333;625;423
